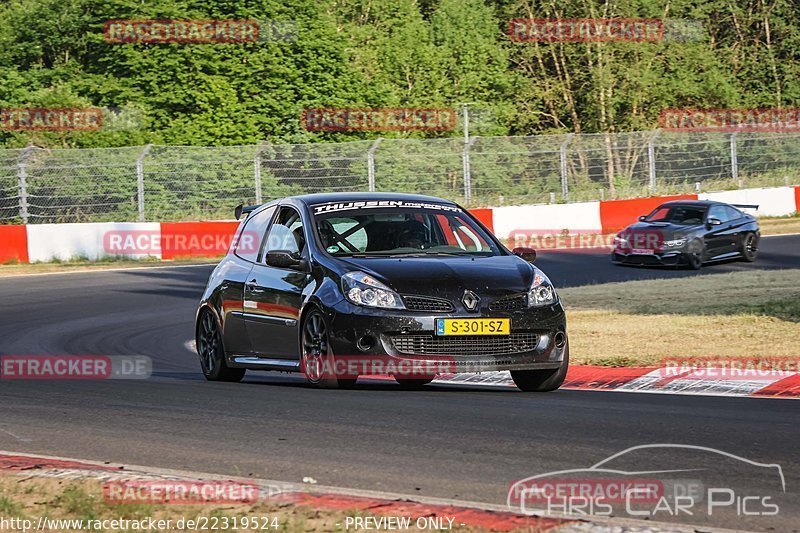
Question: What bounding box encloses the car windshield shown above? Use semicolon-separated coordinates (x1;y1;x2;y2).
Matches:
644;205;706;225
312;205;499;257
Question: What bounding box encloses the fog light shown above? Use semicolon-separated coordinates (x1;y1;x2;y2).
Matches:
357;335;376;352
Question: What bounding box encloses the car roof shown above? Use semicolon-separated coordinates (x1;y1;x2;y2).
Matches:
290;192;458;206
657;199;734;208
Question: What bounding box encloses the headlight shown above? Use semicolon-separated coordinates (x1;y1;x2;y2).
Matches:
528;268;557;307
663;238;686;247
342;271;404;309
613;233;628;247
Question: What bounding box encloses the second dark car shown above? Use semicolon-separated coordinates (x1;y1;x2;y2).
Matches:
612;200;760;269
195;193;568;392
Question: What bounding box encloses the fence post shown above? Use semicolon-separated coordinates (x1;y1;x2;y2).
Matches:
367;138;383;192
559;133;573;200
462;136;477;205
730;132;739;184
136;144;153;222
17;147;34;224
648;129;661;192
254;143;264;204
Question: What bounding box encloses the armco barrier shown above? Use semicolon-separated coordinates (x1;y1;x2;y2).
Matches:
0;225;28;263
3;187;798;263
699;187;797;217
491;201;602;240
795;186;800;212
26;222;161;262
469;208;494;233
160;221;239;260
599;194;698;234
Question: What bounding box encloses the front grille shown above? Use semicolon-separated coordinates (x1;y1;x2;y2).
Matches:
490;293;528;311
403;295;454;313
390;333;539;356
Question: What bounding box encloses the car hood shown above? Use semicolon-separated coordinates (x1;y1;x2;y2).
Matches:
337;255;534;299
623;221;702;241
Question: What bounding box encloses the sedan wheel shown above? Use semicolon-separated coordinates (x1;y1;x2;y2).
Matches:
685;240;704;270
301;309;356;389
197;310;245;382
741;233;758;262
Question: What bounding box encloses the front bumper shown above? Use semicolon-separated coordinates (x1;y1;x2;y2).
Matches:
611;249;687;266
324;298;567;374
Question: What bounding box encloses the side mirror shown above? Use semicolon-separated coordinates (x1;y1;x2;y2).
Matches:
512;247;537;263
638;215;647;221
265;250;308;271
706;217;722;227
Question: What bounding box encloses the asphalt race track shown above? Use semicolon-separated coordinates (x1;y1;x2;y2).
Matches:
2;234;800;531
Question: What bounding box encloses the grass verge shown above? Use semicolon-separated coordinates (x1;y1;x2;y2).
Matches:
560;269;800;366
0;474;522;533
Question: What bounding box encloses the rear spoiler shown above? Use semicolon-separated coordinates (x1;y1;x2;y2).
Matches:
732;204;759;210
234;204;262;220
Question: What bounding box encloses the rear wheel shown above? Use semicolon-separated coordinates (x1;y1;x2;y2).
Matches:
684;240;704;270
301;308;356;389
740;232;758;262
197;310;245;382
511;347;569;392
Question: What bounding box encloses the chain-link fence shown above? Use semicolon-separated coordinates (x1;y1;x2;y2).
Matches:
1;130;799;224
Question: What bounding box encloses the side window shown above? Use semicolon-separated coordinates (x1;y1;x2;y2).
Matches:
234;206;276;262
708;205;728;222
725;206;742;221
263;206;305;257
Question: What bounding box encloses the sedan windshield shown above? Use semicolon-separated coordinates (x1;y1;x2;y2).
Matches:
644;205;706;225
312;206;499;257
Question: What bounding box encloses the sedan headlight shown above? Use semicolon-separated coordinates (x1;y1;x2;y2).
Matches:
528;268;558;307
662;238;687;248
342;271;404;309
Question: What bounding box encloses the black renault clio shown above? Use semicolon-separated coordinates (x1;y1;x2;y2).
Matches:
196;193;568;391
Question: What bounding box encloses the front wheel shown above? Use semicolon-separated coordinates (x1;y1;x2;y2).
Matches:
684;240;704;270
511;348;569;392
740;232;758;262
197;309;246;382
301;308;356;389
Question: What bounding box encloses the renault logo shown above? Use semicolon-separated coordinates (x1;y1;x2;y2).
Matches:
462;290;480;311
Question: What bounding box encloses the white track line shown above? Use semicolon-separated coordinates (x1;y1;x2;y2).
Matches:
0;262;215;279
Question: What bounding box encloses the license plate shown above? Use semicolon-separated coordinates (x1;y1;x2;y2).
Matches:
630;248;655;255
435;318;510;336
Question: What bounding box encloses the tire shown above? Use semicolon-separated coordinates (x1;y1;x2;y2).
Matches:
300;308;355;389
394;376;434;389
684;240;704;270
511;346;569;392
197;309;246;382
740;232;758;262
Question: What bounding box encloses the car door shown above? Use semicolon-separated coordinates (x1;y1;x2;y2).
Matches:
704;205;735;258
221;205;276;356
724;206;749;251
243;205;311;359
